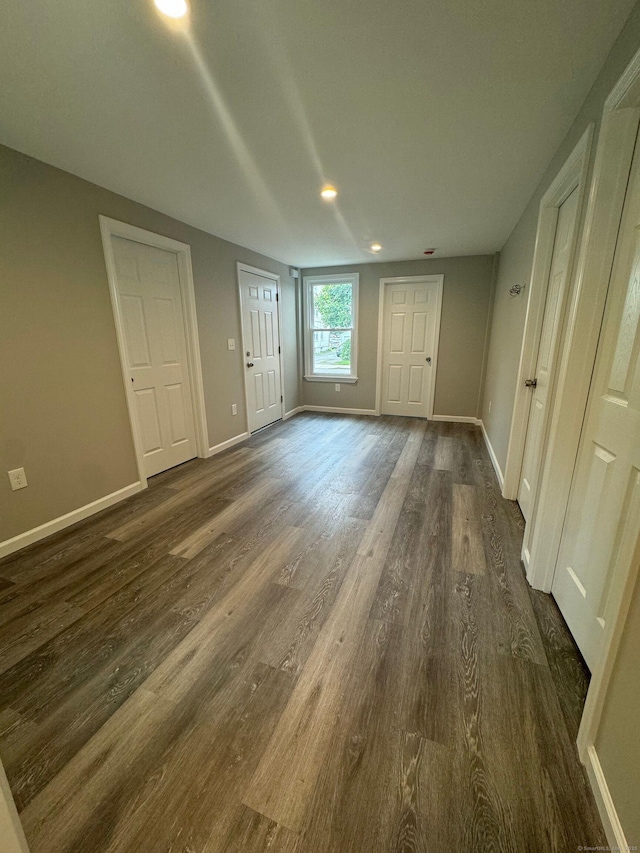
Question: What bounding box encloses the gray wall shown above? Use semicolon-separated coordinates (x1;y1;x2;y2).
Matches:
0;144;300;544
481;2;640;473
301;255;496;417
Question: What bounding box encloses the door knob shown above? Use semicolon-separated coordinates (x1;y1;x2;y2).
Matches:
247;362;255;368
524;378;537;388
426;357;432;364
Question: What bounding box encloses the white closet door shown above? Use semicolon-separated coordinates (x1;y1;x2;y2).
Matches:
517;188;579;523
112;236;197;478
552;137;640;670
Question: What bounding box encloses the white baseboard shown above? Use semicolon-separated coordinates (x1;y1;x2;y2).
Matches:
303;405;378;416
0;481;143;560
207;431;250;457
283;406;304;421
585;745;628;851
480;420;505;490
0;759;29;853
431;415;481;424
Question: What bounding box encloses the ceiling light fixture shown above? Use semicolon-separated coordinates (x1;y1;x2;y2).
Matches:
320;185;337;201
370;243;382;252
154;0;189;18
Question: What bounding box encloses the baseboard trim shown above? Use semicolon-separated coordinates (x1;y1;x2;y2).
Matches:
303;405;378;416
207;432;250;457
585;745;628;851
0;481;143;560
431;415;481;424
283;406;304;421
480;420;505;490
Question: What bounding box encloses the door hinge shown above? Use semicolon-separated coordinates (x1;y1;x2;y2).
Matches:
276;293;279;301
281;395;283;402
278;345;281;354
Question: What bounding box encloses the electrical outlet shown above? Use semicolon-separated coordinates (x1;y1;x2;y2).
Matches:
335;384;341;392
8;467;28;491
227;338;236;351
231;403;237;415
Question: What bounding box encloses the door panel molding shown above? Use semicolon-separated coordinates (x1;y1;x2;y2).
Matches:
375;275;443;418
99;216;209;488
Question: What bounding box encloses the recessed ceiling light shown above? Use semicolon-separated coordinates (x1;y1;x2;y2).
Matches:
370;243;382;252
154;0;188;18
320;185;338;201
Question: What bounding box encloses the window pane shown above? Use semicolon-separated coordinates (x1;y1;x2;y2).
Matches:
312;330;352;374
312;282;353;329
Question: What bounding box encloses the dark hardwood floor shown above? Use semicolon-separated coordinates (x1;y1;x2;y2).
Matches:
0;413;604;852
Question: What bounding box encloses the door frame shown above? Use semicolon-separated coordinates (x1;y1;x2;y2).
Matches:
566;45;640;795
99;216;209;488
525;51;640;596
236;262;285;432
502;125;593;506
375;275;443;418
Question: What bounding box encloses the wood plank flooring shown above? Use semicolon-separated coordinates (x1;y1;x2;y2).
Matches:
0;413;604;852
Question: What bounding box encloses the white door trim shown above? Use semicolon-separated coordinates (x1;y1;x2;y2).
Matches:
574;44;640;783
236;262;285;430
502;125;593;502
99;216;209;487
375;275;443;418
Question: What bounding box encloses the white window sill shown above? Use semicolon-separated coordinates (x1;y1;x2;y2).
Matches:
304;375;358;384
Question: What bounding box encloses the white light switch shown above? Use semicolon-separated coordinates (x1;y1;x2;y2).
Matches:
231;403;238;415
227;338;236;351
8;468;28;491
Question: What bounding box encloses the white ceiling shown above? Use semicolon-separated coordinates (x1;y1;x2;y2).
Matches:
0;0;635;266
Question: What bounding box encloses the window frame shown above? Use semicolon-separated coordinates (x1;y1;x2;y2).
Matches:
303;272;359;383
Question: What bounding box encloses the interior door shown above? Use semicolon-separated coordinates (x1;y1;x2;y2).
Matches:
517;187;579;523
551;136;640;671
239;269;282;433
112;236;197;478
380;279;440;417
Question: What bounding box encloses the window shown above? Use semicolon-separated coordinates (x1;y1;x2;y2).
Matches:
304;273;359;382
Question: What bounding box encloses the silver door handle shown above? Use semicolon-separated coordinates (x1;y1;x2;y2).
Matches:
525;378;537;388
247;362;254;368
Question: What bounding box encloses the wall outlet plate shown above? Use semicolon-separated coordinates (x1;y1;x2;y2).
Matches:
335;384;341;391
227;338;236;350
231;403;238;415
8;467;28;491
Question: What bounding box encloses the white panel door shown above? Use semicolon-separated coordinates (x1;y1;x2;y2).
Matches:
518;188;579;522
112;236;197;478
551;140;640;671
380;279;440;417
239;269;282;432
